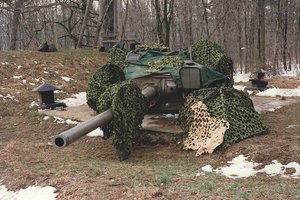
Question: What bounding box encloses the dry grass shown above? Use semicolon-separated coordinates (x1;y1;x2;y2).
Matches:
269;76;300;89
0;50;300;199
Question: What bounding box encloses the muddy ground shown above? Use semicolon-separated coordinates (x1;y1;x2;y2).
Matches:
0;50;299;199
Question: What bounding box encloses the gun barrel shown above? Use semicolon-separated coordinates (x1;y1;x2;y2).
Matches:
53;86;157;148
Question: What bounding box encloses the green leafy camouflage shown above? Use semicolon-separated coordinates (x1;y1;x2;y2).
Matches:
147;56;183;72
191;40;234;86
96;81;147;160
107;48;129;69
86;64;125;111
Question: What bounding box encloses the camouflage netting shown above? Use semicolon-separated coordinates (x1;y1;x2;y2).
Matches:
96;81;147;160
86;64;125;111
179;87;268;154
147;56;183;72
191;40;234;86
87;65;147;160
107;48;129;69
183;101;230;156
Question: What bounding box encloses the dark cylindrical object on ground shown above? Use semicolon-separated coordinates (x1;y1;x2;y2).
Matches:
53;86;157;148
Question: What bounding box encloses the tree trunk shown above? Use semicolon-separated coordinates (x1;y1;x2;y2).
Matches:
164;0;175;47
282;0;288;71
296;11;300;64
77;0;92;48
273;0;282;71
120;0;130;40
201;0;210;38
9;0;24;50
243;0;249;73
257;0;266;67
93;0;114;47
237;2;243;73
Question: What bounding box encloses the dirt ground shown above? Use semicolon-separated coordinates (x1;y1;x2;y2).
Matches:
0;50;300;200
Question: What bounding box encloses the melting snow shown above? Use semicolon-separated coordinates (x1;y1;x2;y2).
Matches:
13;75;22;79
201;165;213;173
61;92;86;107
163;113;179;119
53;116;79;125
17;65;22;69
257;87;300;97
200;155;300;179
254;99;296;113
234;73;251;83
86;128;104;137
1;94;17;102
62;77;73;82
0;184;57;200
43;116;50;121
233;85;246;91
29;101;39;108
214;155;259;179
278;65;300;77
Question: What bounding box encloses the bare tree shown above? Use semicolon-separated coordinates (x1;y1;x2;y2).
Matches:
77;0;92;48
9;0;25;50
153;0;175;46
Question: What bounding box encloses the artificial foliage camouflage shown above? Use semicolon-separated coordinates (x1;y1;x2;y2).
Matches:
179;87;268;149
107;47;129;69
111;82;147;160
138;43;169;51
147;56;183;72
96;81;147;160
86;64;125;111
191;40;234;86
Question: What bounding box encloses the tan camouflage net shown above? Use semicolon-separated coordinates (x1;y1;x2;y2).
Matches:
183;101;230;156
180;87;268;154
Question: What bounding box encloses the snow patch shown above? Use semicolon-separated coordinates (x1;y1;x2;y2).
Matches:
62;76;73;82
214;155;259;179
256;87;300;97
17;65;22;69
278;65;300;77
43;116;50;121
254;100;292;113
200;155;300;179
234;73;251;83
53;116;79;125
29;101;39;108
86;128;104;137
0;184;57;200
201;165;213;173
163;113;179;119
13;75;22;79
61;92;87;107
1;94;17;102
233;85;246;91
